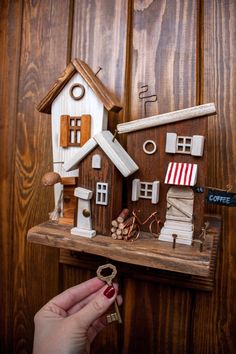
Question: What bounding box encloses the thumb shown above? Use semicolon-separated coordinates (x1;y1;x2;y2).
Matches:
72;284;117;329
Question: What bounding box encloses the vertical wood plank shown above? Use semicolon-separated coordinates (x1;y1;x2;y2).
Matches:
122;279;193;354
62;2;130;352
192;1;236;353
72;0;130;132
0;1;23;352
12;0;72;352
122;1;199;352
130;0;197;120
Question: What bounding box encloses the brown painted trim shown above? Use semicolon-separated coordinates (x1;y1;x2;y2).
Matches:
37;59;123;114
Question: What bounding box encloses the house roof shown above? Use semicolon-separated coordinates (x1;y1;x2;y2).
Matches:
37;59;122;114
164;162;198;187
116;103;216;134
63;131;139;177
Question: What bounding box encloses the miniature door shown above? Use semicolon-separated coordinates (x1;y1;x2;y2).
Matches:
71;187;96;238
159;186;194;245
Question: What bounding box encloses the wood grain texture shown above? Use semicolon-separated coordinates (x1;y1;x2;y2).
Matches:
122;278;193;354
1;1;236;353
192;1;236;353
0;1;23;352
12;0;72;352
27;215;220;278
130;0;198;120
72;0;130;133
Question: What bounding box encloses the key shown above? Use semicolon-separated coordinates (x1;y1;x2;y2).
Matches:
96;263;122;324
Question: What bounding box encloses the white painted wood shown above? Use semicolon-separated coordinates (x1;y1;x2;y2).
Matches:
131;179;140;201
143;140;157;154
94;131;139;177
163;220;193;231
166;187;194;221
151;181;160;204
117;103;216;134
63;138;97;172
159;186;195;245
71;227;96;238
72;189;96;238
92;154;102;169
158;232;193;245
74;187;93;200
51;72;108;206
165;133;177;153
191;135;205;156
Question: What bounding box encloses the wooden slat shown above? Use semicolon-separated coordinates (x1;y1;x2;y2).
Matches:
192;1;236;353
124;2;199;354
12;0;71;352
80;114;91;146
36;62;76;113
71;0;130;133
60;115;70;147
0;1;23;352
27;215;220;278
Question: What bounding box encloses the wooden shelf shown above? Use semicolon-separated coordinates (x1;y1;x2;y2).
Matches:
27;215;220;279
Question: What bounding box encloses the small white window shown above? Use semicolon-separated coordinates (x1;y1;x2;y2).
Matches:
165;133;205;156
96;182;108;205
92;154;102;169
176;136;192;154
132;179;160;204
140;182;153;199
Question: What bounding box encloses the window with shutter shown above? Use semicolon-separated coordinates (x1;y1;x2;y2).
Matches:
165;133;205;156
132;179;160;204
60;114;91;148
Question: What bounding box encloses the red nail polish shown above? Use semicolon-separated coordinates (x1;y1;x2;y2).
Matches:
104;285;115;299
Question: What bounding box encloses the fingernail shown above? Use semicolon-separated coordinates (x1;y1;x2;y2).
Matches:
103;285;115;299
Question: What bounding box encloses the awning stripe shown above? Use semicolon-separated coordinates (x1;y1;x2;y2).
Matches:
165;162;198;186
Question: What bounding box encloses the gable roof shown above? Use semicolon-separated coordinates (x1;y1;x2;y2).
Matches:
63;131;139;177
116;103;216;134
37;59;122;114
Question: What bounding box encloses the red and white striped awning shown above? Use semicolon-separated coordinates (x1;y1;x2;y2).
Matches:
165;162;198;186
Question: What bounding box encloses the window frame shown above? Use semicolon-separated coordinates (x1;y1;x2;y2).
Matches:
96;182;108;205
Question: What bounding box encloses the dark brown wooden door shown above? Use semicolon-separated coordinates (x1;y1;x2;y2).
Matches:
0;1;235;353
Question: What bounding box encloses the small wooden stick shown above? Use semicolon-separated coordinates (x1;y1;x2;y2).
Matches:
111;227;117;233
111;219;118;228
117;208;130;223
111;233;118;239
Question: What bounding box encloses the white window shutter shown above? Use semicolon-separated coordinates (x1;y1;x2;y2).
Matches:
151;181;160;204
132;179;140;201
165;133;177;153
191;135;205;156
92;154;101;169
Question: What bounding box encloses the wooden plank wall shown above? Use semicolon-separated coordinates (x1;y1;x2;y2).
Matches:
0;0;235;353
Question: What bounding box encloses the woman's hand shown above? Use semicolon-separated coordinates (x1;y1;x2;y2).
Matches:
33;277;122;354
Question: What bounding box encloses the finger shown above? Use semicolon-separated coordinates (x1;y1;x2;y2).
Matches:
68;282;119;315
71;284;117;329
49;277;105;311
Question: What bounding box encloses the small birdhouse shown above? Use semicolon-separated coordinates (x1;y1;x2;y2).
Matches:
37;59;122;223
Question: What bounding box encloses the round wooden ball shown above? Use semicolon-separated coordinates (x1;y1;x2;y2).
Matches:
42;172;61;186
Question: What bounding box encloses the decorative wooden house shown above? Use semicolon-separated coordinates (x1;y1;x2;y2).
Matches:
63;130;138;236
37;59;122;222
117;103;216;244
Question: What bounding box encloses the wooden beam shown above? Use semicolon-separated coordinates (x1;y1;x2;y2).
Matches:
117;103;216;134
27;215;221;278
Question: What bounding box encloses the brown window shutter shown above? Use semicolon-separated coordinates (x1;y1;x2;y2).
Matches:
60;115;69;147
80;114;91;146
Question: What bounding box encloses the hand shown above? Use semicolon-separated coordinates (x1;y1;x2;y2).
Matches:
33;277;122;354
